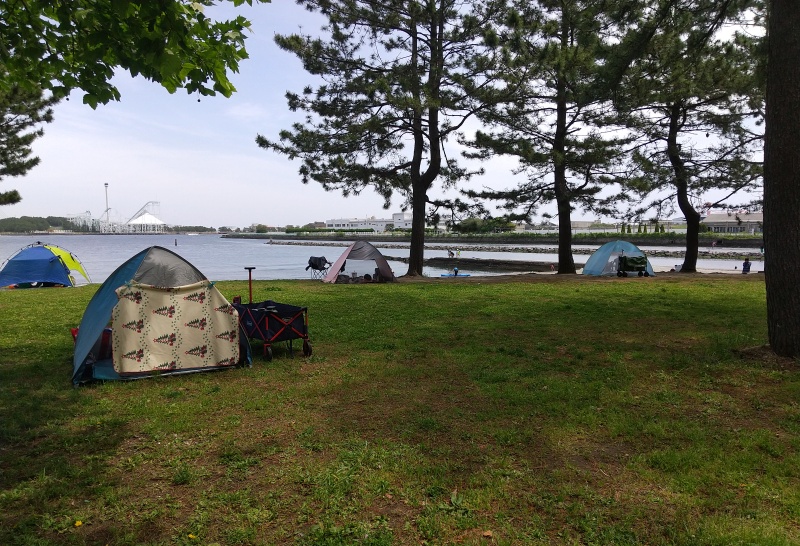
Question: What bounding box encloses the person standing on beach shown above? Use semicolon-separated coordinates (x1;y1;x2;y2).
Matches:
742;257;751;274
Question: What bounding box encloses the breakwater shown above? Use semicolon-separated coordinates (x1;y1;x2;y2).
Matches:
264;239;764;261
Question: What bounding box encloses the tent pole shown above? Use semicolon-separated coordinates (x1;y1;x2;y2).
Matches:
245;267;255;303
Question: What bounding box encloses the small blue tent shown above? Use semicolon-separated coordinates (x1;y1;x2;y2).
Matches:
72;246;249;385
0;242;90;288
582;240;656;277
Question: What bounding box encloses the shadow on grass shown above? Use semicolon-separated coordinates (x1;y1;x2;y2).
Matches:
0;361;132;540
0;287;132;542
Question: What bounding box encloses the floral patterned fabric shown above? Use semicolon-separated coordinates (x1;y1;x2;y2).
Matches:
112;281;239;376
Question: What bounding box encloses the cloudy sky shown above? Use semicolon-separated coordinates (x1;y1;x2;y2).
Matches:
2;2;519;229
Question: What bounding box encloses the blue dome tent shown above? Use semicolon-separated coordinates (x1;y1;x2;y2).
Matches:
0;242;90;288
582;240;656;277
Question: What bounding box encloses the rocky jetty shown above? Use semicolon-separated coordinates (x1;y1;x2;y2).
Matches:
264;239;764;261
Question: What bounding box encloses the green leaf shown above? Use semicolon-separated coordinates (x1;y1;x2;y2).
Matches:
159;53;184;79
82;94;100;109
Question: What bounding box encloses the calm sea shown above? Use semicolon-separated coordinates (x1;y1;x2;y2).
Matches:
0;234;436;283
0;233;757;284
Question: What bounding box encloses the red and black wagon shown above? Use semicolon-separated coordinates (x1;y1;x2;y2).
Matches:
233;299;312;360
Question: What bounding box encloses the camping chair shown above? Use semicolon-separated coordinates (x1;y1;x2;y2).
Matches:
306;256;331;280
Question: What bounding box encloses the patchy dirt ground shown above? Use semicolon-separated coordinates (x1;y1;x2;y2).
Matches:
733;344;799;370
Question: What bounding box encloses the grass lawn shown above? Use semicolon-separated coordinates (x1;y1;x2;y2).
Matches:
1;273;797;545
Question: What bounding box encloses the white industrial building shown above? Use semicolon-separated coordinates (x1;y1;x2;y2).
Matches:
325;212;415;232
701;211;763;234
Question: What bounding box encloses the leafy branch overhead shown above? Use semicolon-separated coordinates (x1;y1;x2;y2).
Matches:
1;0;269;108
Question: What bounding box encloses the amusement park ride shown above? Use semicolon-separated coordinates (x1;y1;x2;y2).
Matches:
67;184;166;233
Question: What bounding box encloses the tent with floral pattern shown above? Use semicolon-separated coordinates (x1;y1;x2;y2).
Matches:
72;246;249;385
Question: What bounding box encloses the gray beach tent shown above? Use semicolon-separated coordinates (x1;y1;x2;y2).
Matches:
323;240;395;282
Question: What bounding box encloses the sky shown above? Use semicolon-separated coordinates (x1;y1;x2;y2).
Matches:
2;2;759;229
3;2;520;229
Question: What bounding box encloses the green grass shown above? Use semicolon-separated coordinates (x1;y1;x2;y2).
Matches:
1;274;797;545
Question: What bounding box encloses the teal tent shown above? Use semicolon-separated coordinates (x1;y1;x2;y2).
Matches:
582;240;655;277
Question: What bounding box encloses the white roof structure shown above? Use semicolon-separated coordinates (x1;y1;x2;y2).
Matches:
127;211;166;233
128;212;165;225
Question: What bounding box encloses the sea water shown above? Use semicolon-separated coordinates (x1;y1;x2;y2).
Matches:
0;233;759;284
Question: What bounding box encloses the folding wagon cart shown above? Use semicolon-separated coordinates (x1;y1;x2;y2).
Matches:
233;300;312;360
233;267;312;360
617;254;651;277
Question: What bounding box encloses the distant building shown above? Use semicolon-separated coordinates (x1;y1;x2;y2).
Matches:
325;212;413;232
701;211;763;234
325;212;424;232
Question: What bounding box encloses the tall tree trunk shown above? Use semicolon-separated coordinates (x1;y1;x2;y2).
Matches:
680;204;701;272
553;16;576;275
666;103;701;273
403;6;441;278
764;0;800;356
406;19;426;278
406;182;428;276
555;189;576;274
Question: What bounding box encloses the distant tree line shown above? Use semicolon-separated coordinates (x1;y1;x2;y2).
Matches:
167;226;216;233
0;217;218;233
0;216;83;233
453;218;517;234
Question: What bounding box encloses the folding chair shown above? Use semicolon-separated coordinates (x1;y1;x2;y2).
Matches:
305;256;331;280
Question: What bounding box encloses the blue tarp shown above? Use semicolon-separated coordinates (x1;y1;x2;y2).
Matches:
582;240;656;277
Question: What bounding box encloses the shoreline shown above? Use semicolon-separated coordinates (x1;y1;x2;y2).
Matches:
225;231;765;249
263;238;765;262
388;255;760;275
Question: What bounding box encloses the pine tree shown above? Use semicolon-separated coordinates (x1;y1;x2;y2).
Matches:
463;0;630;274
257;0;495;276
614;0;764;272
0;82;57;205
